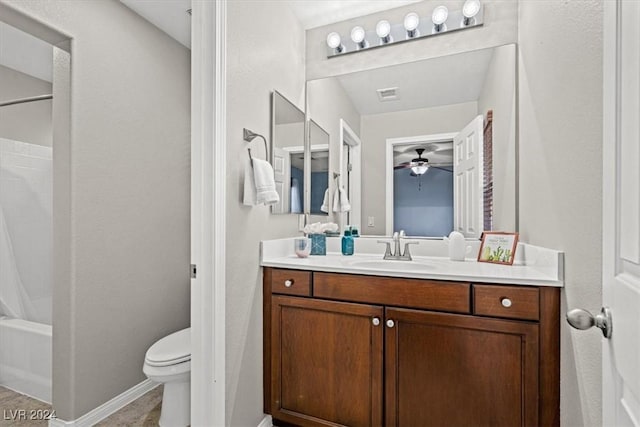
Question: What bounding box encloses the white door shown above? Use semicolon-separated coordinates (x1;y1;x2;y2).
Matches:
601;1;640;425
272;146;291;214
453;115;483;238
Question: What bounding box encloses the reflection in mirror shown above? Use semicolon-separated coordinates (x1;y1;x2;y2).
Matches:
309;120;329;215
271;90;305;214
306;44;516;237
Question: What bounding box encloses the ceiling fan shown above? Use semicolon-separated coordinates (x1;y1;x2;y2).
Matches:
394;148;452;176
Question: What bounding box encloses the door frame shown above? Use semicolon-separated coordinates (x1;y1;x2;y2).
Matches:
338;119;361;230
385;132;457;235
190;1;226;425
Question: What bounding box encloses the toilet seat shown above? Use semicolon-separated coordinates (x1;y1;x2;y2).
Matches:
145;328;190;367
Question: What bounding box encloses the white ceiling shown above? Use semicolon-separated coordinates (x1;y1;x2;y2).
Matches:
335;47;494;115
120;0;192;48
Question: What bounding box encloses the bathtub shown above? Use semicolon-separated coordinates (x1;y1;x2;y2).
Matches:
0;317;51;403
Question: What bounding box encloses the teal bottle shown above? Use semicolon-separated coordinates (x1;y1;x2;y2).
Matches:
341;229;354;256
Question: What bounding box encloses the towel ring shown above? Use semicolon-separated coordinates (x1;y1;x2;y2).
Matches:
243;128;269;165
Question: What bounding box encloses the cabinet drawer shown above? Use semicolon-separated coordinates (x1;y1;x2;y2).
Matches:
473;285;539;321
314;272;470;313
269;269;311;296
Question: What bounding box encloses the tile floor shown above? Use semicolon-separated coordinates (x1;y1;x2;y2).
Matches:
0;385;163;426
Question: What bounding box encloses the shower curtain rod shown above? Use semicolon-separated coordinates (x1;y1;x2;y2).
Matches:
0;94;53;108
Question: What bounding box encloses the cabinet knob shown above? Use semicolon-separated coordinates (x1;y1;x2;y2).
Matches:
386;319;395;328
501;297;512;308
284;279;294;288
372;317;380;326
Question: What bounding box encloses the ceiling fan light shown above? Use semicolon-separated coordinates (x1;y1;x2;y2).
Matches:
411;164;429;175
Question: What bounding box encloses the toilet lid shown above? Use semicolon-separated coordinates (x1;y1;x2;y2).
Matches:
145;327;191;367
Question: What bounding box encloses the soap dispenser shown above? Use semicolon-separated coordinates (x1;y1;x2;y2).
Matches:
341;229;354;256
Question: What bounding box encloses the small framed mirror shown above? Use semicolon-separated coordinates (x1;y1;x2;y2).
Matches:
271;90;305;214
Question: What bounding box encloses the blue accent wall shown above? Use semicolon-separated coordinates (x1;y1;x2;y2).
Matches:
310;172;328;215
393;167;453;236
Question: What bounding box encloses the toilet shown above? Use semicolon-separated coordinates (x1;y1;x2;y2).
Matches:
143;328;191;427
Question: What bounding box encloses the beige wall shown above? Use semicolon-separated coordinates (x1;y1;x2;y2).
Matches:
477;44;517;232
360;102;478;235
0;65;52;146
225;1;306;425
1;0;191;420
518;1;603;426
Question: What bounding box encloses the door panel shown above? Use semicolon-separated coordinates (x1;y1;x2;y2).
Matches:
271;296;383;427
385;308;538;427
603;1;640;425
453;115;484;238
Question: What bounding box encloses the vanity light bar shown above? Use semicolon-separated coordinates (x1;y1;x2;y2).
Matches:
325;1;484;58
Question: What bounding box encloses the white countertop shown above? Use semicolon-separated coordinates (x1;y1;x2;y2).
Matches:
261;237;564;287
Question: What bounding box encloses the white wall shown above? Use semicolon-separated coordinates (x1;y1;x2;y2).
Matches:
360;102;478;235
225;1;306;425
0;65;52;146
1;0;191;420
307;77;360;224
477;44;517;232
518;1;603;426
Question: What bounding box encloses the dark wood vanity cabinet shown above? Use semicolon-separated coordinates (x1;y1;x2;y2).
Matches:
263;268;560;427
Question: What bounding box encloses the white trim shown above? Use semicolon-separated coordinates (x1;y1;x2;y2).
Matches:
190;2;226;426
257;415;273;427
339;119;362;230
284;143;329;154
48;380;158;427
384;132;458;235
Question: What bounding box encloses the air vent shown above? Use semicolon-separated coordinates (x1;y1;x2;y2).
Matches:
377;87;399;102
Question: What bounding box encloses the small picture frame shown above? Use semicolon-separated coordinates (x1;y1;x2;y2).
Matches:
477;232;519;265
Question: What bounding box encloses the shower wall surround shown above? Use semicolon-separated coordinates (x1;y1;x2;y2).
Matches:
0;138;52;324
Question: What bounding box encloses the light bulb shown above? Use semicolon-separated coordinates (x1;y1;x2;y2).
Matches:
432;6;449;26
404;12;420;32
376;20;391;38
351;26;366;48
463;0;481;19
411;165;429;175
326;32;343;52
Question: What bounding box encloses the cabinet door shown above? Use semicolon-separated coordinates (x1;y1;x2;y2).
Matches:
271;296;384;427
385;307;539;427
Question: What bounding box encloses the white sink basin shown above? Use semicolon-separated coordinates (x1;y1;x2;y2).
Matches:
348;259;436;271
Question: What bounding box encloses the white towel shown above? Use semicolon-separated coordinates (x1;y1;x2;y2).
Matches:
320;188;330;213
333;187;351;212
243;158;257;206
291;178;302;213
252;158;280;205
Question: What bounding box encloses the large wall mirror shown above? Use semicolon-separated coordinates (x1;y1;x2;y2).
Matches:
271;90;305;214
306;43;517;238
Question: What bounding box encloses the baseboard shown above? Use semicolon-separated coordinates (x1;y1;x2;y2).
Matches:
49;379;159;427
258;414;273;427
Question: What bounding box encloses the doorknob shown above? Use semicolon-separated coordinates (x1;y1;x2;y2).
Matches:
566;307;612;338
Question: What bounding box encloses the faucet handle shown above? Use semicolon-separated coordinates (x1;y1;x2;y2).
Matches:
392;231;399;241
399;230;406;238
377;240;393;258
402;240;420;260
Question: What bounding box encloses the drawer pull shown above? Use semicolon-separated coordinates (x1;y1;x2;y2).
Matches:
372;317;381;326
284;279;294;288
386;319;395;328
501;297;512;308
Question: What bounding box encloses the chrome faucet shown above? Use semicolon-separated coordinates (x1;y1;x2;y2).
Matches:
378;230;419;261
